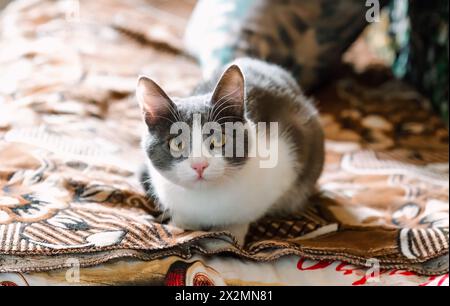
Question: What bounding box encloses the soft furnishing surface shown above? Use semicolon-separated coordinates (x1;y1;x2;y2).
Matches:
0;0;448;277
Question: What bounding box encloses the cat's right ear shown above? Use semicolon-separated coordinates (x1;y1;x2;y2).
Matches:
211;65;245;116
137;76;177;126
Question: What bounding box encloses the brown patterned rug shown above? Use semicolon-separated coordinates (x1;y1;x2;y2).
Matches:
0;0;448;275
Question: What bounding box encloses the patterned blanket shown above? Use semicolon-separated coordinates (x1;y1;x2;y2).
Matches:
0;0;448;278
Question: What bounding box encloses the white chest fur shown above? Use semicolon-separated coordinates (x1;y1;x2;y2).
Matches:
147;135;298;230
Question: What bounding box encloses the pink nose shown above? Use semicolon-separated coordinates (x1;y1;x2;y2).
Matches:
191;161;209;177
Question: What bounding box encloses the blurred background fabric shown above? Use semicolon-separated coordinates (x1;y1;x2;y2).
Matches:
390;0;449;125
0;0;11;9
185;0;449;123
2;0;448;123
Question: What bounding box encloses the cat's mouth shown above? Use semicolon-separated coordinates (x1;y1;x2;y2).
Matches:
182;175;225;188
192;176;216;185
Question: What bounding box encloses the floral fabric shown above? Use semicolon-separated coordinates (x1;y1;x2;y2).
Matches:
0;0;448;285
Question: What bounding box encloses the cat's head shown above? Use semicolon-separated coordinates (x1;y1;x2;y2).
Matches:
137;65;249;188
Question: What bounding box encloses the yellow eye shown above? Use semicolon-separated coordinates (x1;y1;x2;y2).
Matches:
210;134;226;149
169;138;184;152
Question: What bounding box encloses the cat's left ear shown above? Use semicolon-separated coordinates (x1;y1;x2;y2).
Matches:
211;65;245;116
136;75;177;126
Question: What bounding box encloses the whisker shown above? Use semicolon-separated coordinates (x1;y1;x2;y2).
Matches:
175;104;183;122
165;102;182;123
142;178;152;184
210;88;241;120
149;115;176;125
214;87;240;108
212;104;242;122
206;104;212;122
210;96;234;119
217;116;243;123
207;104;215;123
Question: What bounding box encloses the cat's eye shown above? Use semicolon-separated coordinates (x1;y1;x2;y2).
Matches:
210;134;226;149
169;138;184;152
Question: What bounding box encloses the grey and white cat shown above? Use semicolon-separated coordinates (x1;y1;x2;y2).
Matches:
137;58;324;245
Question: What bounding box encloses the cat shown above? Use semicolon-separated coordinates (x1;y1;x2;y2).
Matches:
137;58;324;245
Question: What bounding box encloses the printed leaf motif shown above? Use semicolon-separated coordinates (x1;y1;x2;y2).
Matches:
76;185;118;203
47;214;90;231
85;231;125;247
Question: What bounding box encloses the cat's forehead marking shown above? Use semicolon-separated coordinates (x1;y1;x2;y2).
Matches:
173;94;211;122
174;94;210;107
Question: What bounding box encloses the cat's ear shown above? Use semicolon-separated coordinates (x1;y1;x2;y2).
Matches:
137;76;177;126
211;65;245;116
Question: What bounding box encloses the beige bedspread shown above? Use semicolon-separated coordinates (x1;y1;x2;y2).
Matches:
0;0;448;283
